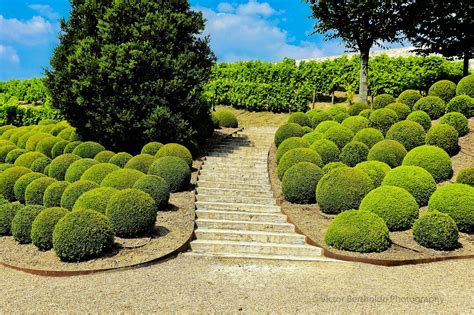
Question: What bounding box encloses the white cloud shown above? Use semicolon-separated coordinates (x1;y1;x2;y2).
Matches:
0;45;20;66
0;15;55;46
236;0;276;16
28;4;60;20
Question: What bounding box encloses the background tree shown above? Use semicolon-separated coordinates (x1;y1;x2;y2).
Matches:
306;0;406;103
402;0;473;76
46;0;215;152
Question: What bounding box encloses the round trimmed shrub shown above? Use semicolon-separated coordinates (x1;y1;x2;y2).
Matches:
369;108;399;134
48;154;81;180
36;137;62;158
141;142;163;155
406;110;432;132
352;128;384;149
413;96;446;119
274;123;305;147
382;166;436;206
456;167;474;186
348;102;370;116
25;133;51;152
446;95;473;118
0;166;31;201
38;119;57;125
398;89;422;109
73;187;118;214
94;150;115;163
427;183;474;233
124;154;157;173
0;202;23;235
310;139;340;165
316;167;371;214
155;143;193;168
11;205;45;243
148;156;191;192
14;172;46;203
439;112;469;136
403;145;452;183
276;137;309;163
9;129;29;145
412;211;459;250
43;181;69;207
101;168;146;190
72;141;105;158
354;160;391;188
60;180;99;210
0;163;13;172
277;148;322;180
57;127;75;140
1;128;17;140
386;120;426;151
314;120;340;134
456;74;474;97
324;210;390;252
17;131;36;149
25;177;57;205
339;141;368;167
322;162;348;174
0;125;16;136
5;148;26;164
307;111;333;128
14;151;47;168
0;145;19;162
212;110;238;128
302;131;323;144
360;185;419;231
322;125;354;150
63;141;82;154
53;209;114;262
334;112;349;123
50;124;68;136
367;140;407;168
373;94;395;109
51;140;69;158
109;152;133;168
288;112;311;127
282;162;323;204
64;158;99;182
80;163;120;184
428;80;457;103
385;102;411;120
302;126;312;134
30;156;51;174
31;207;69;250
133;175;170;209
359;109;373;118
341;116;369;133
425;124;459;156
106;188;157;237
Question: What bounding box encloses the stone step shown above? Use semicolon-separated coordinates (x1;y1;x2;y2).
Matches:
197;175;269;185
198;172;269;181
202;161;268;168
195;209;287;223
210;148;269;154
197;180;271;191
214;143;269;149
196;219;294;232
200;166;268;173
190;240;322;257
196;194;276;205
206;152;268;158
204;156;268;162
195;229;305;244
196;201;280;213
196;187;273;198
184;251;333;262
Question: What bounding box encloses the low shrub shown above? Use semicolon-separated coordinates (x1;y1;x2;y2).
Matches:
412;211;459;250
212;110;238;128
63;141;82;154
94;150;115;163
302;131;323;144
412;96;446;119
51;140;69;158
288;112;311;127
339;141;369;167
57;127;75;141
369;108;399;134
14;172;46;203
446;95;473;118
73;187;118;214
5;148;26;164
352;128;384;149
0;125;16;136
341;116;369;133
9;129;29;145
30;156;51;174
31;207;69;250
64;158;99;182
148;157;191;192
25;177;57;205
133;175;170;209
14;151;46;168
397;89;422;109
17;131;36;149
36;137;62;158
48;154;81;180
327;105;348;117
72;141;106;159
11;205;44;243
439;112;469;136
0;163;13;172
155;143;193;168
359;109;373;118
425;124;459;156
367;140;407;168
277;148;323;180
373;94;395;109
310;139;340;165
0;145;17;162
60;180;99;210
403;145;452;183
282;162;323;204
141;142;163;155
80;163;121;184
101;168;146;190
348;102;370;116
307;111;333;128
354;160;391;188
25;133;51;151
322;162;348;174
386;120;426;151
124;154;157;174
43;181;69;207
456;167;473;186
274;123;305;147
385;102;411;120
0;202;23;235
455;74;474;98
0;166;31;201
109;152;133;168
406;110;432;131
428;80;457;103
276;137;309;163
322;125;354;150
334;112;349;123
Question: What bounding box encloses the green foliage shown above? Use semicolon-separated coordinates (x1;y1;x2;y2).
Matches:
276;137;309;163
51;140;69;158
0;104;62;127
101;168;146;190
456;167;474;186
385;102;411;120
322;161;348;174
27;133;52;152
412;96;446;119
60;180;99;210
0;163;13;172
428;80;457;103
333;112;349;123
425;124;459;156
133;175;170;209
11;205;44;244
277;148;322;180
288;112;311;127
31;207;70;251
352;128;384;149
322;125;354;150
94;150;115;163
456;74;474;98
141;142;163;156
367;140;407;168
155;143;193;168
339;141;368;167
0;78;49;104
354;160;391;188
373;94;396;109
310;139;340;165
63;141;81;154
72;141;105;159
446;95;473;118
14;172;46;203
14;151;46;168
348;102;370;116
307;111;333;128
109;152;133;168
212;110;239;128
73;187;118;214
439;112;469;136
0;166;31;201
403;145;453;183
397;89;422;109
406;110;432;131
302;130;323;144
124;154;157;174
148;157;191;192
412;211;459;250
64;158;99;182
36;137;62;158
0;202;23;235
369;108;398;134
274;123;305;147
282;162;323;204
5;148;26;164
314;120;340;134
358;109;373;118
48;154;81;180
386;120;426;151
80;163;120;184
340;116;369;133
43;181;69;207
0;145;18;162
25;177;57;205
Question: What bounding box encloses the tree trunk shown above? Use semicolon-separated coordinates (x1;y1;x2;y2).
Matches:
359;48;370;103
463;52;469;77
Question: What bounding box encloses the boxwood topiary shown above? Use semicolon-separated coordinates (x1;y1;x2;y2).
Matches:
302;126;312;134
11;205;45;243
25;177;57;205
0;145;18;162
428;80;457;103
0;202;23;235
412;211;459;250
106;188;157;237
141;142;163;155
456;167;473;186
36;137;62;158
0;163;13;173
60;180;99;210
43;181;70;207
369;108;399;134
274;123;305;147
133;175;170;209
277;148;323;180
9;129;29;145
386;120;426;151
352;128;384;149
316;167;371;214
359;108;373;118
412;96;446;119
109;152;133;168
14;172;46;203
148;156;191;192
155;143;193;168
339;141;369;167
53;209;114;262
307;111;333;128
73;187;118;214
324;209;390;252
425;124;459;156
406;110;432;132
101;168;146;190
25;133;51;152
403;145;452;183
367;139;407;168
327;105;348;117
334;112;349;123
439;112;469;136
302;131;323;144
341;116;369;133
50;124;68;136
0;166;31;201
276;137;309;163
80;163;121;184
30;156;51;174
455;74;474;98
373;94;395;109
354;160;391;188
398;89;422;109
446;95;473;118
310;139;340;165
31;207;70;250
51;140;69;158
63;141;82;154
14;151;47;169
94;150;115;163
322;161;348;174
48;154;81;180
385;102;411;120
348;102;370;116
212;110;238;128
427;183;474;233
124;154;157;173
288;112;311;127
17;131;36;149
0;125;16;136
5;148;26;164
382;166;436;206
282;162;323;204
1;128;18;140
313;121;338;134
360;185;419;231
57;127;75;141
72;141;106;158
322;125;354;150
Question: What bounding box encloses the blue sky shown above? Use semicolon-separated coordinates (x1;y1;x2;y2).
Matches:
0;0;396;81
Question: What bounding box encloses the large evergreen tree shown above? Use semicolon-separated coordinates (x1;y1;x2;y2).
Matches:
46;0;215;152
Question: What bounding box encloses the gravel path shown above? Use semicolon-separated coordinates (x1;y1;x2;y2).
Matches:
1;255;472;313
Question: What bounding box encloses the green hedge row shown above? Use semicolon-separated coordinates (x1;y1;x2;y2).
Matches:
0;78;49;105
0;105;62;127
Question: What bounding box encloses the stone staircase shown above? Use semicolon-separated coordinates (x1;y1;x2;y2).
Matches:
187;127;326;261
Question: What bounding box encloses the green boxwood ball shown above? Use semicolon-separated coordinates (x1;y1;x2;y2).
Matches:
156;143;193;168
124;154;157;173
439;112;469;136
65;158;99;182
31;207;70;251
369;108;399;134
212;110;238;128
382;166;436;206
412;211;459;250
51;140;69;158
427;183;474;233
341;116;369;133
322;162;348;174
386;120;426;151
322;125;354;150
14;151;47;168
282;162;323;204
302;131;323;144
359;108;373;118
373;94;395;109
43;181;70;207
446;95;473;118
0;145;17;162
324;209;390;253
14;172;46;203
60;180;99;210
403;145;452;183
348;102;370;116
354;160;391;188
80;163;121;184
334;112;350;123
339;141;369;167
25;177;57;205
133;175;170;209
314;120;340;134
307;111;333;128
36;137;62;158
38;119;58;125
101;168;146;190
0;166;31;201
72;141;106;158
316;167;371;214
0;125;16;136
288;112;312;127
57;127;75;141
360;185;419;231
25;133;51;152
310;139;340;165
30;156;51;174
148;156;191;192
106;188;157;237
73;187;118;214
456;167;474;186
367;139;407;168
4;148;26;164
17;131;36;149
302;126;312;134
428;80;457;103
50;124;68;136
406;110;432;132
455;74;474;98
63;141;82;154
327;105;348;117
276;137;309;162
385;102;411;120
398;89;422;109
274;123;305;147
425;124;459;156
109;152;133;168
141;142;163;155
352;128;384;149
48;154;81;180
9;129;29;145
0;202;23;235
277;148;322;180
53;209;114;262
11;205;45;244
413;96;446;119
94;150;115;163
0;163;13;173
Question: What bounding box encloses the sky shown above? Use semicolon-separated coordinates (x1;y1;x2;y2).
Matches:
0;0;402;81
